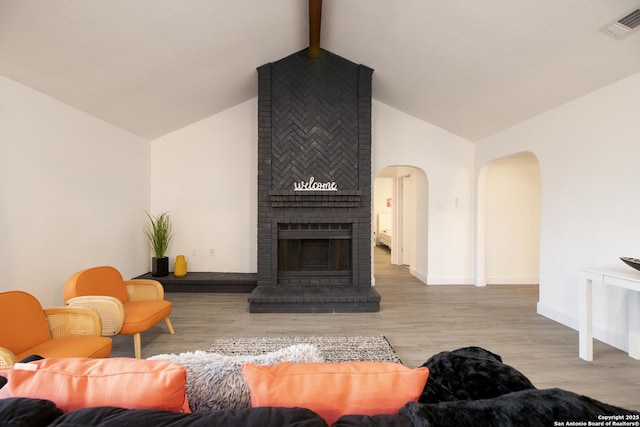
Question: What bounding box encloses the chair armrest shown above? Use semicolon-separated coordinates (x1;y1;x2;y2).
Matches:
124;279;165;301
0;347;17;367
44;306;104;338
66;296;124;336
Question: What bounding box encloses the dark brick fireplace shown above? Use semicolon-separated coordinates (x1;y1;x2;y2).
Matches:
248;47;380;313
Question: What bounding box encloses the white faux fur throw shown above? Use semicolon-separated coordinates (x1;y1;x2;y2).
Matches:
148;343;324;413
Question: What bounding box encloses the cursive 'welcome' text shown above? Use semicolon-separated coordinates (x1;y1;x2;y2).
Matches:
293;176;338;191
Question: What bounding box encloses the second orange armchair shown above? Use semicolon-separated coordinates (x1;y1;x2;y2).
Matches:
64;266;175;358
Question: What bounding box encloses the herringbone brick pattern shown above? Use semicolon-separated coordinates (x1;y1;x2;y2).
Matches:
271;51;359;191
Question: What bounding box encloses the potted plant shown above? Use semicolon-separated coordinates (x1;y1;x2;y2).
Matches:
144;211;173;277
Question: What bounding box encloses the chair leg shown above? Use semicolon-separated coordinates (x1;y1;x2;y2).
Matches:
133;333;142;359
164;317;175;334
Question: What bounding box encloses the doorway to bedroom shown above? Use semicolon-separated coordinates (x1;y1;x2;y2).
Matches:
374;166;428;284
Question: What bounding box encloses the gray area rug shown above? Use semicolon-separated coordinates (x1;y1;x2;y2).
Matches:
208;335;402;363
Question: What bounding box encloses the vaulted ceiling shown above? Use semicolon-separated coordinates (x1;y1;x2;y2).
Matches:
1;1;639;141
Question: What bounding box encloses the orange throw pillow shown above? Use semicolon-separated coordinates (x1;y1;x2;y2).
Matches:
0;357;190;413
241;361;429;425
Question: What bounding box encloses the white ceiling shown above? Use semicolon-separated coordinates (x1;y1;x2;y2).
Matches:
1;0;639;141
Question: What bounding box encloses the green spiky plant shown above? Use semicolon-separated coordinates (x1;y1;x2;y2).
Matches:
144;211;173;258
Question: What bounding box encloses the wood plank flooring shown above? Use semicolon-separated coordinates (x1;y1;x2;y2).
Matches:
111;246;640;410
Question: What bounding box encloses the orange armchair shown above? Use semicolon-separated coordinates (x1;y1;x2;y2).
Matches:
63;266;175;358
0;291;112;366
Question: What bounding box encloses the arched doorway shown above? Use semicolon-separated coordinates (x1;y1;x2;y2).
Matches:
374;166;429;284
476;152;540;286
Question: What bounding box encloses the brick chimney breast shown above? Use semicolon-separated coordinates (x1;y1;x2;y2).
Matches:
250;48;379;313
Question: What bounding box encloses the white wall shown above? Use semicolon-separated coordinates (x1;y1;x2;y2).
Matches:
0;75;151;307
150;99;257;273
372;101;474;284
475;71;640;351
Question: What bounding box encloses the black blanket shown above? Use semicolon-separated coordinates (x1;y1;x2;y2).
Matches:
402;388;640;427
419;346;536;403
336;346;639;427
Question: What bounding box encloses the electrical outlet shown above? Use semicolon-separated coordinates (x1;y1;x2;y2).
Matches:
191;249;197;256
209;249;215;256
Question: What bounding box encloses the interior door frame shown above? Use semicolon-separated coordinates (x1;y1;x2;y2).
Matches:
396;174;412;266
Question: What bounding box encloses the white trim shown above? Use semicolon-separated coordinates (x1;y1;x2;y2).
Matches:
426;275;474;285
485;276;539;285
537;302;628;353
410;267;428;285
537;302;577;329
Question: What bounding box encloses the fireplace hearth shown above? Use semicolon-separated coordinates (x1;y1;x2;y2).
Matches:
248;47;380;313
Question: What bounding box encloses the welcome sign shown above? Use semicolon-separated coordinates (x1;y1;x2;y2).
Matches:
293;177;338;191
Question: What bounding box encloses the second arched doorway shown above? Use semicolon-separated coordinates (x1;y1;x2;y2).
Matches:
476;152;541;286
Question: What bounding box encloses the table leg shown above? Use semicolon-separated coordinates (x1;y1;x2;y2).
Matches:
579;274;593;361
628;290;640;359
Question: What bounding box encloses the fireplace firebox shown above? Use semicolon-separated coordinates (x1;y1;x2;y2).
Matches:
248;47;380;313
278;224;352;285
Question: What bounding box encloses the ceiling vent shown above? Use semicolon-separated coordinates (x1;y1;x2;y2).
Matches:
601;7;640;39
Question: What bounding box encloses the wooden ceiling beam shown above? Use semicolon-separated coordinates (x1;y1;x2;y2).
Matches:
309;0;322;58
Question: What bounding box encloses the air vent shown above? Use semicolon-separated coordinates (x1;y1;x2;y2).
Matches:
601;8;640;39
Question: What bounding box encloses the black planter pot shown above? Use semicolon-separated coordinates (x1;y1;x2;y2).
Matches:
152;257;169;277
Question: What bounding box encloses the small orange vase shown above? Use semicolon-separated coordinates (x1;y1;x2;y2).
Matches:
173;255;187;277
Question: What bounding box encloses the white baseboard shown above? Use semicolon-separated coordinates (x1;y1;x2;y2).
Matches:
486;276;539;285
536;302;628;353
536;302;577;330
410;267;428;285
403;266;474;286
426;275;474;285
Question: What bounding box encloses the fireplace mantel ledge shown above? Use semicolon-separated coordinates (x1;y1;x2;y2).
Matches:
270;190;362;196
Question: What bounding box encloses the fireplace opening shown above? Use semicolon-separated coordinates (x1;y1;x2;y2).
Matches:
278;224;352;285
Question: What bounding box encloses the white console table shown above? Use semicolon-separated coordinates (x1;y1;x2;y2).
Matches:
579;267;640;361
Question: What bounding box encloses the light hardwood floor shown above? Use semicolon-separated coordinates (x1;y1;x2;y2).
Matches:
112;247;640;410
